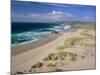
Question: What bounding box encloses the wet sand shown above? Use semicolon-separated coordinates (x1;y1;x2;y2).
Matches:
12;32;62;56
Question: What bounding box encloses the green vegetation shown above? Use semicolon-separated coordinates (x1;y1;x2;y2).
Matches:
31;62;43;69
81;55;85;59
56;25;95;51
83;43;95;47
53;56;59;60
78;24;95;29
52;68;63;72
56;37;85;51
28;24;95;72
81;32;91;36
56;46;66;50
70;56;77;61
43;52;71;61
30;52;84;72
16;71;23;74
47;63;56;68
57;35;95;51
43;56;52;61
80;37;95;47
64;37;84;46
56;24;95;51
68;53;78;61
80;30;94;37
43;51;78;62
70;21;95;25
43;53;58;61
57;52;67;60
48;53;57;60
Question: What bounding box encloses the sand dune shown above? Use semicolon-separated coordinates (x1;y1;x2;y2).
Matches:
11;28;96;74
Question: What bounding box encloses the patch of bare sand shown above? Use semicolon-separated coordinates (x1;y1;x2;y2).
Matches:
57;45;95;71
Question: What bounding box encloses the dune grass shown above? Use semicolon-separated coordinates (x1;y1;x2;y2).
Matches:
78;24;95;30
31;62;43;69
47;63;63;72
57;34;95;51
43;51;79;63
57;51;68;60
67;52;78;61
64;37;84;46
43;51;69;61
16;71;23;74
47;63;56;68
51;68;63;72
83;42;95;47
81;55;85;59
70;56;77;61
43;53;58;61
56;37;85;51
80;30;94;38
56;46;66;50
56;24;95;51
80;38;95;47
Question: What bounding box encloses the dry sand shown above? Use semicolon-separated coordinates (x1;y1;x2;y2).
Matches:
12;32;62;56
11;28;96;74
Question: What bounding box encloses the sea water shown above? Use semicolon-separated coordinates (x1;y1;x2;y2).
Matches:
11;22;71;45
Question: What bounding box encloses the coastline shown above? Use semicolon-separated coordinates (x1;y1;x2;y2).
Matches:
11;2;96;74
11;26;76;56
11;27;95;74
12;32;62;56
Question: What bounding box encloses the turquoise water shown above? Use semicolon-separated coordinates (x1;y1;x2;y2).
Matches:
11;22;71;45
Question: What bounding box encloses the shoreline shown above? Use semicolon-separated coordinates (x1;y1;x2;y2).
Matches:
11;27;95;74
11;32;62;56
11;26;76;56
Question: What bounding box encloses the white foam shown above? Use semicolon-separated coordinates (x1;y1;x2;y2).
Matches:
63;25;71;30
12;24;71;45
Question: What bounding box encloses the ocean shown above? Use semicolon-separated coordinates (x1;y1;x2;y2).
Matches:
11;22;71;45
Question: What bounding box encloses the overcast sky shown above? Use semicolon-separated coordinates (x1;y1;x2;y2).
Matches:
11;1;96;22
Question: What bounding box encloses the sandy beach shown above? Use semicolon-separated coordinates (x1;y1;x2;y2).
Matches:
11;1;96;74
12;32;62;56
11;27;96;74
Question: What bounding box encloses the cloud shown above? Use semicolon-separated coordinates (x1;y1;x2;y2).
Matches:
84;16;92;20
82;15;95;22
51;10;62;15
12;10;74;22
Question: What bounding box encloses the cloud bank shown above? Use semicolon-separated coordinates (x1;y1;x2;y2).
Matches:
12;10;74;22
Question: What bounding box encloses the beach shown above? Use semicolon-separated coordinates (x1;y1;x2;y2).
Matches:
11;1;96;74
11;26;96;74
12;32;62;56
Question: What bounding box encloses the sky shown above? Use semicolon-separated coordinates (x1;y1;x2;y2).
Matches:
11;1;96;23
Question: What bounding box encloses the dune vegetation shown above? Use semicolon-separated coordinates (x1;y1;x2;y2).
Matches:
31;62;43;69
29;24;95;72
13;24;95;74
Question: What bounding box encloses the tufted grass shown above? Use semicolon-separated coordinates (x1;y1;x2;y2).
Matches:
56;37;84;51
47;63;56;68
31;62;43;69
